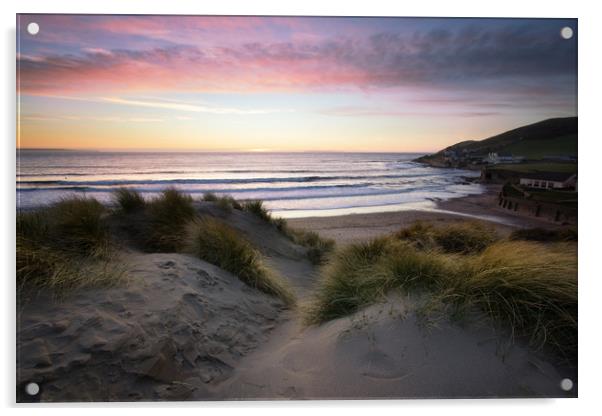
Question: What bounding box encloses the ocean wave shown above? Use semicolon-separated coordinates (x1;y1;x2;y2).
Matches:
16;182;372;194
16;184;474;204
17;172;452;187
16;168;407;177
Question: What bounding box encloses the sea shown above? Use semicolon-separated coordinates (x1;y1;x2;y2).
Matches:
16;150;484;218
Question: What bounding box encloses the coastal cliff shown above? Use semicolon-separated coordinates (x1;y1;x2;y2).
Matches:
415;117;577;169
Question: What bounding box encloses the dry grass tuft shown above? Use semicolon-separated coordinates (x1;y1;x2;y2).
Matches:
114;188;196;252
17;196;125;296
396;220;498;253
187;216;295;306
509;227;577;242
276;219;335;264
307;222;576;360
113;188;146;213
241;199;272;222
202;193;243;212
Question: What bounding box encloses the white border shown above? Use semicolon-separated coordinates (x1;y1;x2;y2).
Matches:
2;1;601;414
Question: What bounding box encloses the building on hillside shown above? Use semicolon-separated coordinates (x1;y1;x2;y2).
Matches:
519;172;577;190
484;152;524;164
443;149;458;162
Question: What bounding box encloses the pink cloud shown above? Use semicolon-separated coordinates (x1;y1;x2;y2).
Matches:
17;16;576;108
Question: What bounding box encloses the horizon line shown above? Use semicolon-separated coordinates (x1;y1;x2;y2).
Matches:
16;147;433;154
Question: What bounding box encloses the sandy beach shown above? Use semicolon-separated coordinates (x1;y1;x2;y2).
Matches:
289;185;564;245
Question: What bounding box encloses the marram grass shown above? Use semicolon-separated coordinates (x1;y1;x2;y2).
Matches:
396;220;499;254
113;187;146;213
242;199;272;222
186;216;295;306
114;188;196;252
17;196;126;296
202;192;243;212
280;225;335;265
306;223;577;360
239;198;335;264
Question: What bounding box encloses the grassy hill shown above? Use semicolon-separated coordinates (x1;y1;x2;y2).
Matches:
416;117;577;166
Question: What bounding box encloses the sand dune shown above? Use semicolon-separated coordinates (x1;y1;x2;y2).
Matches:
17;201;575;401
217;295;573;399
17;252;287;401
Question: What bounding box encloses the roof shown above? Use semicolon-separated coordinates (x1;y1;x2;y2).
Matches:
520;172;576;182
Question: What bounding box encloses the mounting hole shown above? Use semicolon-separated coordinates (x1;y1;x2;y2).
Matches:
560;378;574;391
560;26;573;40
25;382;40;396
27;22;40;35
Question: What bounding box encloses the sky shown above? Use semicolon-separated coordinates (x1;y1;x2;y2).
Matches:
17;15;577;152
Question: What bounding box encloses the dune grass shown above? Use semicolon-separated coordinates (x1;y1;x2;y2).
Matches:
113;187;146;213
17;196;125;295
45;196;112;258
145;188;196;250
306;238;450;323
242;199;272;222
447;241;577;356
186;217;295;305
202;192;242;212
274;218;335;264
509;227;577;242
201;192;219;202
112;189;294;303
395;220;498;254
113;188;196;252
238;199;335;264
290;229;336;265
21;189;294;306
307;221;577;360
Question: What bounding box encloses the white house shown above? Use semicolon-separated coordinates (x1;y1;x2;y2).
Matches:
519;173;577;190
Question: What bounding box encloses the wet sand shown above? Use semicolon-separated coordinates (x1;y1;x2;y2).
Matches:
288;185;563;245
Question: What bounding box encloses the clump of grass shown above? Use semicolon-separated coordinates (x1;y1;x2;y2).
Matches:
143;188;196;251
509;227;577;242
186;217;295;305
396;220;498;254
294;230;336;265
111;188;196;251
113;188;146;213
49;196;112;258
203;193;243;213
306;231;577;360
270;216;335;264
17;196;124;295
242;200;272;222
306;237;446;323
449;241;577;357
202;192;219;202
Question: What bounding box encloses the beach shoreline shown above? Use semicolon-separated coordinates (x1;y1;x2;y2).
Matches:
288;184;567;245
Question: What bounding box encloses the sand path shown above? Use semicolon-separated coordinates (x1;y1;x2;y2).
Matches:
209;236;575;400
207;204;575;399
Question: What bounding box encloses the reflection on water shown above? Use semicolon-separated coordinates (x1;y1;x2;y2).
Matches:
17;150;484;217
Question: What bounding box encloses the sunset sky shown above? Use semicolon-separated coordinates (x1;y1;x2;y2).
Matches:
17;15;577;152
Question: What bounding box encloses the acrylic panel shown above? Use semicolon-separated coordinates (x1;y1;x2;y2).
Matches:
16;14;577;402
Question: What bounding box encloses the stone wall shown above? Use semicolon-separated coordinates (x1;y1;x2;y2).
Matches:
497;194;577;225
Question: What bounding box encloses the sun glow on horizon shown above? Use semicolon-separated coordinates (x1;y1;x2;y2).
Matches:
17;15;577;152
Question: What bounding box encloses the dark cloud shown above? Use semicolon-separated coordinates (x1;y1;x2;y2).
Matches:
18;22;577;94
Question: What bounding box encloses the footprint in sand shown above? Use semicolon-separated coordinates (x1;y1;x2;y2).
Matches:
360;349;412;380
157;261;176;270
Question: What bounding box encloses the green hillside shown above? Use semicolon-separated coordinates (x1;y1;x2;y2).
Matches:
416;117;577;166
